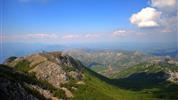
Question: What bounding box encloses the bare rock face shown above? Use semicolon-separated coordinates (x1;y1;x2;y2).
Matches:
30;61;67;87
29;52;83;87
26;84;59;100
4;51;84;98
61;87;74;98
0;77;38;100
168;71;178;83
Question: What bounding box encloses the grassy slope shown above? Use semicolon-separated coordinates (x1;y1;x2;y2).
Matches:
109;62;178;100
90;65;107;72
73;67;159;100
3;59;178;100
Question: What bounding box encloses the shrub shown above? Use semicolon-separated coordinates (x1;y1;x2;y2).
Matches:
15;60;30;72
53;89;66;99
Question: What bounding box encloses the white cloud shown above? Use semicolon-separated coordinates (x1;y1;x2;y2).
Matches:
151;0;177;9
61;34;80;40
26;33;58;39
84;34;100;39
112;30;127;37
130;7;161;28
160;14;177;32
2;33;102;43
2;33;60;44
112;30;147;38
61;34;100;40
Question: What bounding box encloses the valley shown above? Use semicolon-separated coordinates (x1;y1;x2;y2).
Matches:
1;0;177;99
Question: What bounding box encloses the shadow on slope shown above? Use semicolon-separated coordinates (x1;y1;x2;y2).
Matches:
0;64;66;99
84;66;178;99
112;71;170;90
112;71;178;99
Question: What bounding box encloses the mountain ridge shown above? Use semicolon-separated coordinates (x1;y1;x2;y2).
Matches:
1;51;178;100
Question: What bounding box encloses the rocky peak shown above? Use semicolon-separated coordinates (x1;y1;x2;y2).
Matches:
4;51;84;88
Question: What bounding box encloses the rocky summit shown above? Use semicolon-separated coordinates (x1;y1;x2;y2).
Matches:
5;52;83;87
2;51;85;99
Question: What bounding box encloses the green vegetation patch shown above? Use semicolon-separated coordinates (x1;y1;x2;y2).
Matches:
112;62;178;79
15;60;30;72
23;84;48;100
90;65;107;72
62;65;76;72
72;67;157;100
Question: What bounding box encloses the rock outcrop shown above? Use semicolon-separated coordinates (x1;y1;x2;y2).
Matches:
4;51;85;99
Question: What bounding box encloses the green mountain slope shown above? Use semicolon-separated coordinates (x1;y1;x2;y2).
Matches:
65;49;161;77
111;62;178;99
1;51;178;100
0;64;158;100
73;67;160;100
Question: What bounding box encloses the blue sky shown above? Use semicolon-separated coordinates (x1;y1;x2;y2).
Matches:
3;0;147;34
1;0;177;46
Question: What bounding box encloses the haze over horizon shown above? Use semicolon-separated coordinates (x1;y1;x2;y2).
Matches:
1;0;177;43
0;0;178;62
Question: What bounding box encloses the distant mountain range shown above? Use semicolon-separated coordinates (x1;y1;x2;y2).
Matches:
65;49;175;76
0;51;178;100
148;48;178;57
1;42;177;63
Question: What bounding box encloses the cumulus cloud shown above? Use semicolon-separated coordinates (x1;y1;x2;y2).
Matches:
150;0;177;33
151;0;177;10
130;7;161;28
130;0;177;30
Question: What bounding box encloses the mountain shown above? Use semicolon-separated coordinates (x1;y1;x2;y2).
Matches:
4;52;84;97
65;49;163;77
148;48;178;57
110;61;178;99
112;62;178;82
1;51;178;100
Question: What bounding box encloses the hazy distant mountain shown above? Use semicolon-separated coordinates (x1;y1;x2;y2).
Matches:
65;49;164;76
148;48;178;57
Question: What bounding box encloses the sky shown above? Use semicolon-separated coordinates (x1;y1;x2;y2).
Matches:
0;0;178;47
